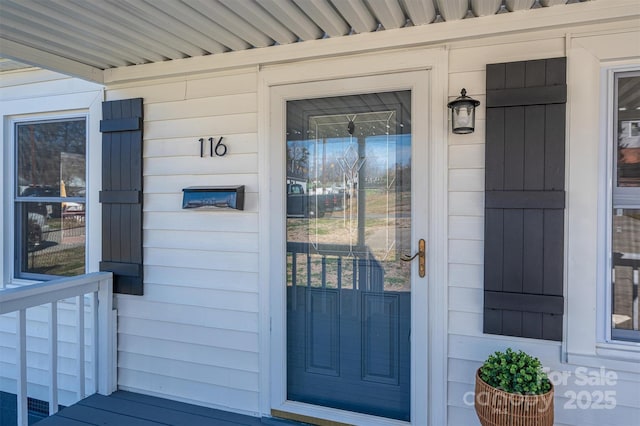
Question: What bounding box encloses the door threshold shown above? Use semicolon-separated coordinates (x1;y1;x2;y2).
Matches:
271;409;353;426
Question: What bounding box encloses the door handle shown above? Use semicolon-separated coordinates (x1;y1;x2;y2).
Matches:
400;238;426;278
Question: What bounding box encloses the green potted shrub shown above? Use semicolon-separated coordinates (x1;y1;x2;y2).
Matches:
474;348;554;426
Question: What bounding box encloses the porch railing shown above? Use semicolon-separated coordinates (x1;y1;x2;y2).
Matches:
612;254;639;338
0;272;116;426
287;241;384;292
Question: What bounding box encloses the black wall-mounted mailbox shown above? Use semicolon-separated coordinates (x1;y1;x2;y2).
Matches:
182;186;245;210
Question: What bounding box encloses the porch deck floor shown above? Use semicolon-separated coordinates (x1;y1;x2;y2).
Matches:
35;391;306;426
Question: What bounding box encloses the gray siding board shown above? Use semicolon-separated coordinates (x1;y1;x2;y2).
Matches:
503;106;525;191
545;103;566;190
484;209;503;292
486;86;567;107
543;209;565;296
505;61;525;88
485;191;564;208
486;63;506;90
524;105;545;190
525;59;546;87
523;209;544;295
502;209;524;293
485;108;505;190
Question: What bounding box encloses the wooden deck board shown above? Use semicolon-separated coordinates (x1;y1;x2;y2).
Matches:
108;391;263;424
34;391;304;426
35;416;92;426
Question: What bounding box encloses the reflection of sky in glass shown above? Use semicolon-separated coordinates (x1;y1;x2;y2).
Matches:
288;135;411;173
182;191;237;209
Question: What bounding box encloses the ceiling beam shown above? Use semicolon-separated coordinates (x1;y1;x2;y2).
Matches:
0;38;104;83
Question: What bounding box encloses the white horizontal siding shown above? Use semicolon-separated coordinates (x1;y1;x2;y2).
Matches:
449;287;483;314
143;266;257;293
448;240;483;265
145;93;257;120
0;68;67;88
144;230;258;253
449;264;483;289
118;337;259;378
449;192;484;216
117;369;260;416
106;69;261;414
449;169;485;192
140;284;259;313
449;216;484;240
144;154;258;176
118;318;259;353
107;70;257;103
0;73;100;101
449;144;485;169
117;298;258;334
144;211;258;231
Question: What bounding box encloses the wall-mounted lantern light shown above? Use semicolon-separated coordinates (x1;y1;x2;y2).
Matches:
447;88;480;134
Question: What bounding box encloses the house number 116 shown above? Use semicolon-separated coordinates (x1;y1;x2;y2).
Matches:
199;137;227;157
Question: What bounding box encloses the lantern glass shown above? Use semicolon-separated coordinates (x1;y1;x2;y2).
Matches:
447;88;480;134
451;101;476;134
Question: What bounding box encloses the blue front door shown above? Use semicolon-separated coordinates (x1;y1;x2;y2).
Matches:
285;91;412;421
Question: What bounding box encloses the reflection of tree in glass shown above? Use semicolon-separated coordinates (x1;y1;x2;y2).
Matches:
17;119;86;191
287;142;309;178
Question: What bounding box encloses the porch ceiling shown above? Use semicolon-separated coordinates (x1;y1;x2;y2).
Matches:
0;0;596;83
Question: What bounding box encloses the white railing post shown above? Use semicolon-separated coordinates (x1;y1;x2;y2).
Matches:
634;268;638;331
97;274;116;395
77;295;85;399
49;301;58;415
93;291;99;395
16;309;27;426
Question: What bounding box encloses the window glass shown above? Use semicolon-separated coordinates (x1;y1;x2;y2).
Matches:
616;75;640;188
612;209;640;339
15;118;86;278
611;72;640;342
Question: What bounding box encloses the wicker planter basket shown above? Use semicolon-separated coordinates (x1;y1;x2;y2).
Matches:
474;369;554;426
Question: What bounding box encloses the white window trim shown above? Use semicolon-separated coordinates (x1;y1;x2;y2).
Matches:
1;89;103;288
10;113;89;281
565;35;640;374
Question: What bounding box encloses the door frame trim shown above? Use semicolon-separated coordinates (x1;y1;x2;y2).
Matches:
258;47;449;426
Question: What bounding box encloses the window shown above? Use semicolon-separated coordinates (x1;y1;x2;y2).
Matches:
610;71;640;342
14;117;87;279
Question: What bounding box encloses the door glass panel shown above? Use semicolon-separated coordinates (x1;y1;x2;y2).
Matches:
286;91;411;421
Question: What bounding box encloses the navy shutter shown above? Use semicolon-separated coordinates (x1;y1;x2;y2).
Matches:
484;58;566;341
99;98;143;295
